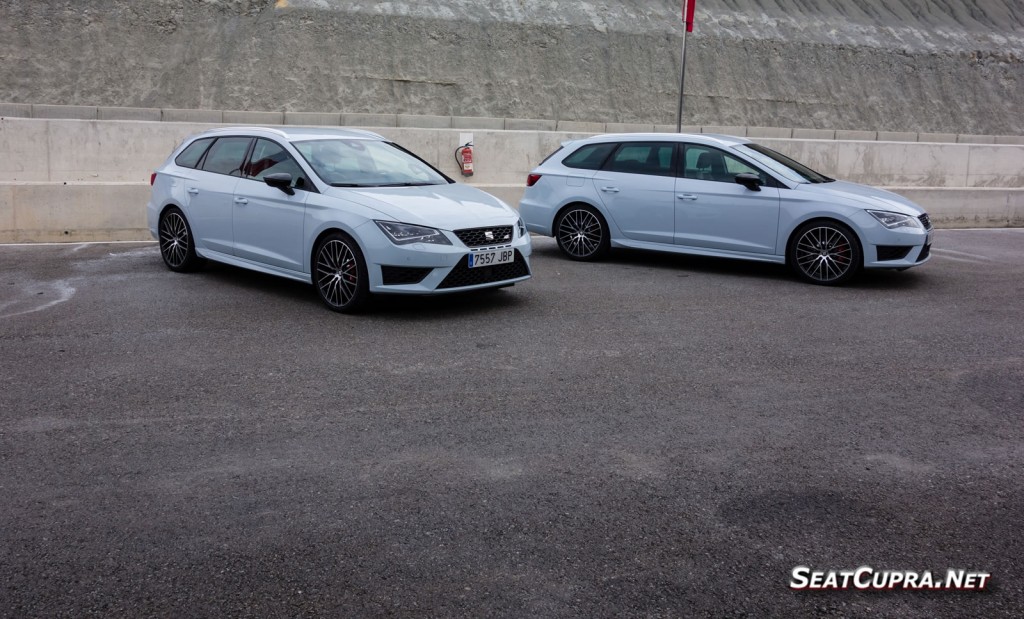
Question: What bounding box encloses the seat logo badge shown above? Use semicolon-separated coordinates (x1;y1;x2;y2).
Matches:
484;231;494;241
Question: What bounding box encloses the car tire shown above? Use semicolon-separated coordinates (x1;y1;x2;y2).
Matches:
788;220;862;286
158;207;204;272
555;205;610;261
313;232;369;313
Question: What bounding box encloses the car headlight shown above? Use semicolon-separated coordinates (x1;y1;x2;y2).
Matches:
867;210;922;230
375;221;452;245
517;217;526;238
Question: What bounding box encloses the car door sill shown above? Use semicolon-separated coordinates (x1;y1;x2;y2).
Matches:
195;248;312;284
611;239;786;264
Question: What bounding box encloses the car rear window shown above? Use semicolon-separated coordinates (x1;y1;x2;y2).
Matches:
174;138;214;169
201;137;252;177
562;143;617;170
605;142;675;177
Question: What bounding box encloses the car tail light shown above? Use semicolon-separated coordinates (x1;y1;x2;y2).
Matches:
526;173;541;187
150;172;157;186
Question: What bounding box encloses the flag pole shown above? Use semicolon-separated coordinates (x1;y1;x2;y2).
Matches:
675;29;688;133
676;0;695;133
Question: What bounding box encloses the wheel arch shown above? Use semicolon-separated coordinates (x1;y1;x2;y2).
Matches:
784;216;865;268
553;200;611;233
309;226;365;275
159;202;185;220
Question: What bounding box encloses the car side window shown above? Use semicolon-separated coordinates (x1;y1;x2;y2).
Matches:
245;138;310;190
683;145;769;185
200;137;252;177
562;143;617;170
604;142;675;177
174;138;214;169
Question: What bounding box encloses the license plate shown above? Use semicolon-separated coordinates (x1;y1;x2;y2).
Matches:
926;232;933;245
468;248;515;268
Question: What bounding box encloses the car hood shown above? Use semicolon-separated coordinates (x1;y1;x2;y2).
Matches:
798;180;925;216
322;183;516;230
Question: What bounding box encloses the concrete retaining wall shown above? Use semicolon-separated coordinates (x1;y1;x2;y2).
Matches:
1;117;1021;243
5;103;1022;145
2;1;1023;135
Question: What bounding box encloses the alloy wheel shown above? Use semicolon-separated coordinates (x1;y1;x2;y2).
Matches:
316;239;360;309
159;211;190;269
557;208;604;259
794;225;854;283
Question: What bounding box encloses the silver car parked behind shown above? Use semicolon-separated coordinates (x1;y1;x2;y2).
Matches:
519;133;932;285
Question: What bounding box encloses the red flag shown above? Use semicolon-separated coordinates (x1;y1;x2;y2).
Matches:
684;0;696;32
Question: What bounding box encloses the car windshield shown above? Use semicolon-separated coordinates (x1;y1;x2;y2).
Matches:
734;143;834;184
292;138;449;187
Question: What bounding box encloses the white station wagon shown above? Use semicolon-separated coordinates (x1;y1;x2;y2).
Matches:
520;133;932;285
147;127;532;312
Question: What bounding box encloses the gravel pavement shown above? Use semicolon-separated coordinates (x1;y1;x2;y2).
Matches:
1;230;1022;617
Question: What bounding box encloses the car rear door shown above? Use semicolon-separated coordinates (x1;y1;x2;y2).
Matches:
674;144;781;254
187;136;252;255
591;142;677;245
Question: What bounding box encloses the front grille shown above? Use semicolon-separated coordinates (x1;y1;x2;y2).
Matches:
454;226;514;247
381;265;432;285
437;250;530;289
917;244;931;262
876;245;912;261
919;213;932;230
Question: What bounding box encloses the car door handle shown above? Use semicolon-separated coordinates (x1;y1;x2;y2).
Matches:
234;197;248;205
600;186;620;193
677;194;698;201
186;188;199;195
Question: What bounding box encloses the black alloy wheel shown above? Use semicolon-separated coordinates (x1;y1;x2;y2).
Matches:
313;232;369;313
158;207;203;272
789;220;862;285
555;205;610;261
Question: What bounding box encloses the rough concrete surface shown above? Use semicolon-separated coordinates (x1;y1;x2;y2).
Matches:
1;231;1022;617
0;1;1021;134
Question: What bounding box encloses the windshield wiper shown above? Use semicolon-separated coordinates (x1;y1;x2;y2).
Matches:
374;182;437;187
330;182;369;187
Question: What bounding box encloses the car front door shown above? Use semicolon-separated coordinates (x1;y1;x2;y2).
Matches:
187;136;252;255
591;142;677;245
232;138;311;271
674;144;781;254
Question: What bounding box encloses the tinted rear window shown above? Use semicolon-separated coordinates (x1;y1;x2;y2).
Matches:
605;142;675;177
201;137;252;176
174;138;214;169
562;143;617;170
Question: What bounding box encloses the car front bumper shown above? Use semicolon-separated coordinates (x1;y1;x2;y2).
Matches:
851;211;933;270
356;221;533;294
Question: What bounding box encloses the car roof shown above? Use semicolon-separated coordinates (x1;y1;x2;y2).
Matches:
190;126;387;142
571;132;751;148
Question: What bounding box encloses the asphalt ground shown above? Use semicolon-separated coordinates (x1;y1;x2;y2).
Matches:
1;229;1022;618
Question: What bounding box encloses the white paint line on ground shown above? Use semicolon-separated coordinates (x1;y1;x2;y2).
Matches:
0;241;156;247
931;248;991;261
939;228;1024;232
932;254;986;264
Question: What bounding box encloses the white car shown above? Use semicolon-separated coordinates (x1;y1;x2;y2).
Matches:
519;133;932;285
147;127;531;312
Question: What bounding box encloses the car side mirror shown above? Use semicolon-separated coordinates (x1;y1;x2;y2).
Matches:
734;173;762;192
264;172;295;195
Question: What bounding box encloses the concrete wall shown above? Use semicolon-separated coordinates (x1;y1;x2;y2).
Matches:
4;103;1023;146
1;117;1022;243
1;1;1022;135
